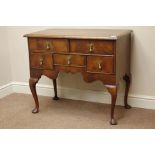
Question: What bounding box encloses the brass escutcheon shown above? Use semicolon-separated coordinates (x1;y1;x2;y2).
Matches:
39;57;44;65
67;55;72;65
89;43;94;52
45;41;50;50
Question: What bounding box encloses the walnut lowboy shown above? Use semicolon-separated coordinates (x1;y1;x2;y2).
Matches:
25;29;132;125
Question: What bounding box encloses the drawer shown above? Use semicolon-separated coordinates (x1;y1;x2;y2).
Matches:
28;38;69;53
70;39;114;54
87;56;114;74
30;53;53;70
53;54;85;67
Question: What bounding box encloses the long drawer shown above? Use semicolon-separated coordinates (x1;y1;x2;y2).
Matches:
28;38;69;53
70;39;114;55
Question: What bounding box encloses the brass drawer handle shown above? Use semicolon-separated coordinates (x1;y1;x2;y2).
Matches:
67;55;71;65
45;41;50;50
39;57;44;66
98;63;102;70
89;43;94;52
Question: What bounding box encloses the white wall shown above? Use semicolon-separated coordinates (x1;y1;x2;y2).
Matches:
129;27;155;96
6;26;155;97
0;27;12;86
7;26;50;83
1;26;155;102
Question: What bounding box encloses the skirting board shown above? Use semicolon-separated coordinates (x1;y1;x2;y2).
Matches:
0;83;13;99
0;81;155;110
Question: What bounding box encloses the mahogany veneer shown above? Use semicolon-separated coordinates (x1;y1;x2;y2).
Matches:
24;29;132;125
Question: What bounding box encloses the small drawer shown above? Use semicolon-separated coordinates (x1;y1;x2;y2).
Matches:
28;38;69;53
70;39;114;54
87;56;114;74
53;54;85;67
30;53;53;70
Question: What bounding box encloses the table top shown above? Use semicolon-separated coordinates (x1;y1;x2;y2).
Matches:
24;29;132;40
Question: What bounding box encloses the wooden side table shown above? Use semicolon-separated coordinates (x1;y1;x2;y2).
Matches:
24;29;132;125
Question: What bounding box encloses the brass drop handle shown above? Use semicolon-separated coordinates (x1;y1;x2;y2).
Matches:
39;57;44;66
98;62;102;70
46;41;50;50
89;43;94;52
67;56;71;65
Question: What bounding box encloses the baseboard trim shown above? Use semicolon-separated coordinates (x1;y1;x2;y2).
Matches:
0;83;13;98
0;81;155;110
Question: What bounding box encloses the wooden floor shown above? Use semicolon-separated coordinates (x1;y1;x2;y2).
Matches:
0;93;155;129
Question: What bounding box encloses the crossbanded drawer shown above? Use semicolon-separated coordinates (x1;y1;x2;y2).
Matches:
70;39;114;55
87;56;114;74
53;54;85;67
28;38;69;53
30;53;53;70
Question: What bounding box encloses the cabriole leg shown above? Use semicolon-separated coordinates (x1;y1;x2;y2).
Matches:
106;85;118;125
123;74;132;109
29;77;40;113
53;79;59;100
